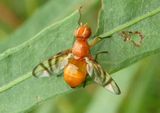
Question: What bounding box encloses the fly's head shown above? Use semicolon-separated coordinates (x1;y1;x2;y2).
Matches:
74;24;91;41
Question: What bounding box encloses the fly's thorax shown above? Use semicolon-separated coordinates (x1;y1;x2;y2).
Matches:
72;40;90;58
64;58;87;88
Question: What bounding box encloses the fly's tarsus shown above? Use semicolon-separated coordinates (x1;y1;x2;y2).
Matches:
99;35;112;40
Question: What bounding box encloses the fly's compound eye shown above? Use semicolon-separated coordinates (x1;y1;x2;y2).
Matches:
74;24;91;39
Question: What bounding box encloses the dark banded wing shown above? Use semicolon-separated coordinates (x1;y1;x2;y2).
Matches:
85;58;121;95
32;49;72;78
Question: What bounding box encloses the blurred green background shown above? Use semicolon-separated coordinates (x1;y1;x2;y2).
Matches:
0;0;159;113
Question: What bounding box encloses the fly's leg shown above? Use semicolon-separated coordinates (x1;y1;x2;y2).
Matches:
90;35;112;48
83;76;91;88
83;79;87;88
95;51;109;61
100;35;112;39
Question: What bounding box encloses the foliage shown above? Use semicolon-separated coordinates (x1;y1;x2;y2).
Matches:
0;0;160;113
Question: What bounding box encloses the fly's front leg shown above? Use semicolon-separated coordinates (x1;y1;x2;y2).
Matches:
90;35;112;48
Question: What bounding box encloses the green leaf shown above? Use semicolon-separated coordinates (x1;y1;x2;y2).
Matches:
0;0;82;52
1;0;160;113
85;63;140;113
0;12;79;113
85;55;160;113
117;54;160;113
93;0;160;73
0;11;79;113
0;1;81;113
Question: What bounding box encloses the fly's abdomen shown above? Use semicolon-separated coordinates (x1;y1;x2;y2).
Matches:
64;58;87;88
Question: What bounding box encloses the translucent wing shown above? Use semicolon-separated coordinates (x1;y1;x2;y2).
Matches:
32;49;72;78
85;58;121;95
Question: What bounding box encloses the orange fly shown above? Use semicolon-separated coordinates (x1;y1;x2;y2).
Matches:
32;24;121;94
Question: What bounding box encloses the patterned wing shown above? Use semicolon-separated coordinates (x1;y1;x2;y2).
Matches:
85;58;121;95
32;49;72;78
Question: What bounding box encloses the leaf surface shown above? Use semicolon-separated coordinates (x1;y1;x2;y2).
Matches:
117;54;160;113
0;0;82;52
0;1;81;112
85;64;139;113
0;0;160;113
93;0;160;73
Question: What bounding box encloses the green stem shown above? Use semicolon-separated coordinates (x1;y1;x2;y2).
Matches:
92;6;160;46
